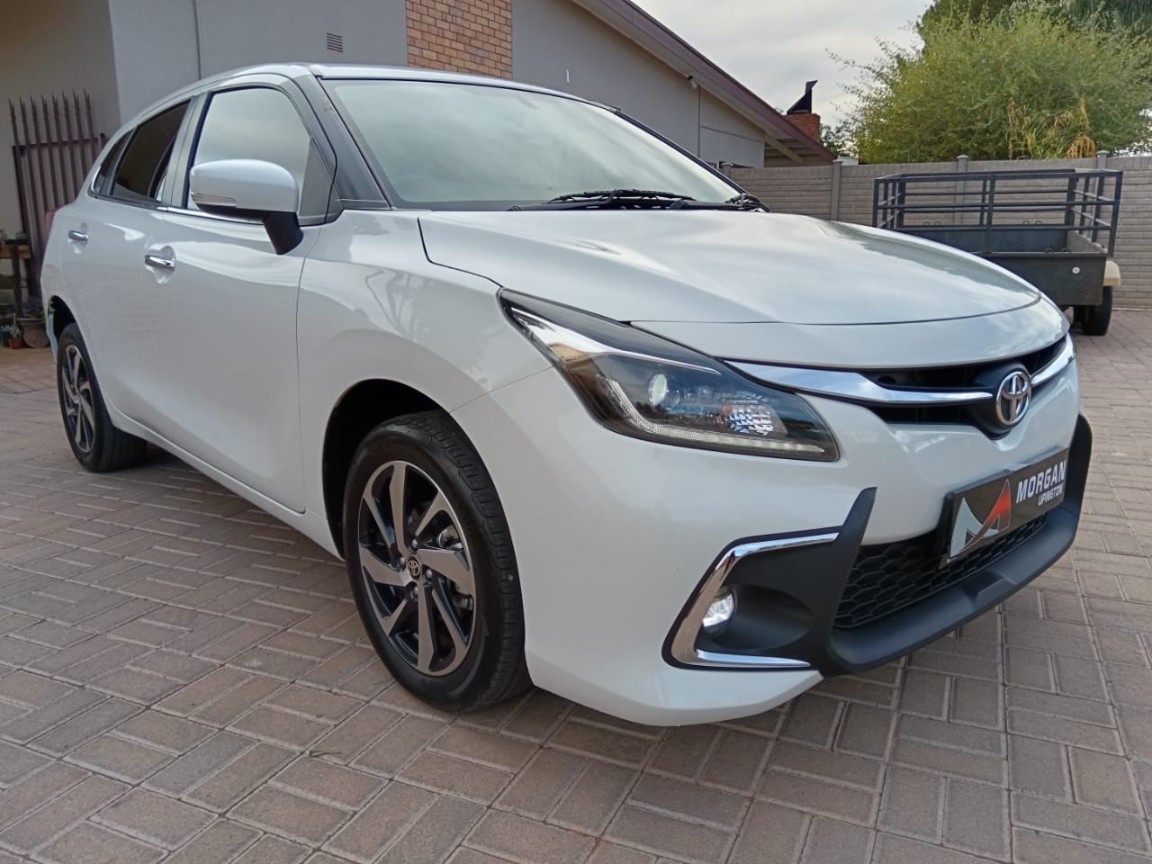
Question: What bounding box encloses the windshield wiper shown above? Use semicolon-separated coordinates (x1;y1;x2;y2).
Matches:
508;189;768;212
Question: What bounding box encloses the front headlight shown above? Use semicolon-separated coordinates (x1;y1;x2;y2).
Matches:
503;293;838;461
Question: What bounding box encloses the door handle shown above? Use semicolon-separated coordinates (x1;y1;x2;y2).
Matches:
144;254;176;272
67;230;89;244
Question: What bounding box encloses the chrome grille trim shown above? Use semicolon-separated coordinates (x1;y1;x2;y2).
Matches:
730;336;1073;408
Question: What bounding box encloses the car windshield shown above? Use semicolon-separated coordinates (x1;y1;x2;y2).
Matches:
325;79;739;210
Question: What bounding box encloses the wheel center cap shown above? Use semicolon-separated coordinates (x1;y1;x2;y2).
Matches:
406;557;422;579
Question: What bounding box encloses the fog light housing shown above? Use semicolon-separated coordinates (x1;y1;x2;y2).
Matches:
702;589;736;632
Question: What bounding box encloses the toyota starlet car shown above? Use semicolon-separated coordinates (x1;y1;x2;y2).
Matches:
41;65;1089;725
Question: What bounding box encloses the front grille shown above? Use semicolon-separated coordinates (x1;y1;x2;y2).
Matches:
835;515;1048;629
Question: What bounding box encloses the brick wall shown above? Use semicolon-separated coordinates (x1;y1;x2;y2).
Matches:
406;0;512;79
732;157;1152;310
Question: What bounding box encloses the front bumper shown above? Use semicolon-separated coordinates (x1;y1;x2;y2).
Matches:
453;359;1083;726
668;415;1090;677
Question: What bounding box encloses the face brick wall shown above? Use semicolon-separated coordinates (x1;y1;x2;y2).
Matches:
406;0;512;79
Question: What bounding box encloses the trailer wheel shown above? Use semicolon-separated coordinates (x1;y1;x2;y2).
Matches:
1079;287;1113;337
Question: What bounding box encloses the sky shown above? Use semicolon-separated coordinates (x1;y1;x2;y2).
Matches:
631;0;931;124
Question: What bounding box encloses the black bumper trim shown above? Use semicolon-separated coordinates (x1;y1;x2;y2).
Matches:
664;415;1092;677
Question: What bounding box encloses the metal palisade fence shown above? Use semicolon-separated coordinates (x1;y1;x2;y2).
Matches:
9;92;105;263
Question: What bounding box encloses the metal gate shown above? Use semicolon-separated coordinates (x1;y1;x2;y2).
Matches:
9;92;105;265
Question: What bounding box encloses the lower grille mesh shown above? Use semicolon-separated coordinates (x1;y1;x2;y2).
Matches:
835;516;1048;630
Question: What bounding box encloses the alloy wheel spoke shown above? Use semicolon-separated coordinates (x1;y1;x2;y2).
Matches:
431;579;469;659
76;383;96;428
418;547;474;596
362;490;391;547
412;491;449;541
388;464;411;557
379;595;414;637
416;583;436;673
68;349;83;390
359;544;407;587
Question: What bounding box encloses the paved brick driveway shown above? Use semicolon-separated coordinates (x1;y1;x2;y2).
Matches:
1;312;1150;864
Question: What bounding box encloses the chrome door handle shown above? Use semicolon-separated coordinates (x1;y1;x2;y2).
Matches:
144;254;176;272
67;230;88;243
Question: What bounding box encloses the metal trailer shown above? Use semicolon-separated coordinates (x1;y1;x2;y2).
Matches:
873;168;1123;336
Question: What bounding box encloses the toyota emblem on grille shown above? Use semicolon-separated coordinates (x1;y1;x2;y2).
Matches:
995;370;1033;427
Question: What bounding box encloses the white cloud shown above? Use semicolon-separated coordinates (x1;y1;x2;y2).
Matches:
630;0;928;123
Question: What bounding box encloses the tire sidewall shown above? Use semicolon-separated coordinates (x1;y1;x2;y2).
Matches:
342;422;513;709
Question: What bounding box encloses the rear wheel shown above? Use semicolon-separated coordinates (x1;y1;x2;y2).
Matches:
342;412;530;711
1078;286;1113;336
56;324;148;472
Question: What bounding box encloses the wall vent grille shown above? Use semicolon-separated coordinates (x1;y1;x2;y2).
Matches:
326;32;344;53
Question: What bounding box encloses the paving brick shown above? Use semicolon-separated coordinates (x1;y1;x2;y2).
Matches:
67;733;173;782
0;761;88;831
377;793;484;864
0;774;126;853
874;833;1004;864
835;704;895;760
355;715;446;775
232;785;348;845
549;718;657;767
111;710;212;754
229;704;329;750
232;834;310;864
399;751;512;804
272;756;383;809
0;739;48;785
586;842;658;864
325;781;434;863
192;675;283;726
39;821;163;864
1013;827;1152;864
647;725;717;781
628;774;746;829
606;804;732;864
144;731;252;796
550;761;636;834
93;787;213;849
758;770;876;825
1008;734;1070;800
781;694;841;747
1007;709;1123;753
728;801;808;864
502;690;572;742
162;819;259;864
185;742;294;812
495;749;585;819
431;724;536;771
771;741;883;790
799;817;872;864
1012;793;1150;852
30;698;139;756
943;779;1009;860
879;766;943;841
469;810;596;864
1069;748;1141;813
266;684;361;724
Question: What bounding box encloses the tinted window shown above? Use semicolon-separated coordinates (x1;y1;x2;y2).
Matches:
110;102;188;204
189;87;331;219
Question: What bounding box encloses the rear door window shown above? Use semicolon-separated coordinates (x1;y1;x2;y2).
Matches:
108;102;189;205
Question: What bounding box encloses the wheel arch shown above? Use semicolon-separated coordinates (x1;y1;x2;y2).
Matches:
322;378;446;555
48;295;78;343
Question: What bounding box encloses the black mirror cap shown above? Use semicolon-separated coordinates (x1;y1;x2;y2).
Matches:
264;211;303;255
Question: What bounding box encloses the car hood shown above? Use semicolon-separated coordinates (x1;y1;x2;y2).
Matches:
418;210;1042;325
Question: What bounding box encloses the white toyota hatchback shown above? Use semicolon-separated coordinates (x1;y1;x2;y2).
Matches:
42;65;1089;725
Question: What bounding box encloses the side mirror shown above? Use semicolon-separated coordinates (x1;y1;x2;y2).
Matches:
189;159;303;255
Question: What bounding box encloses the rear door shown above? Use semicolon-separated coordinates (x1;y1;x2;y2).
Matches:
58;101;191;421
135;82;336;510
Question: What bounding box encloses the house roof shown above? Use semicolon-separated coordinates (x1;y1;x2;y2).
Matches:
569;0;835;165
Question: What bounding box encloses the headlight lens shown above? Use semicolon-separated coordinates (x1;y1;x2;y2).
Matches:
503;293;838;461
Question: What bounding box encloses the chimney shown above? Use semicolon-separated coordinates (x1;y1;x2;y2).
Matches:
788;112;822;142
785;80;821;142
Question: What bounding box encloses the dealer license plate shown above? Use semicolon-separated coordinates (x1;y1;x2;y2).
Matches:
944;449;1069;563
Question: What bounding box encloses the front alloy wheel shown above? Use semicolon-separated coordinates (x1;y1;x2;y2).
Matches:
358;460;476;677
342;412;529;711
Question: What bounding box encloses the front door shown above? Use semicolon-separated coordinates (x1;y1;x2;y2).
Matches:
136;85;335;511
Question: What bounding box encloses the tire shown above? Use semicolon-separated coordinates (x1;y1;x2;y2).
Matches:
1079;286;1113;337
342;411;530;712
56;323;148;472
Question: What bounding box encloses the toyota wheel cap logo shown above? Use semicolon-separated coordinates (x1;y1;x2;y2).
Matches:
995;370;1033;427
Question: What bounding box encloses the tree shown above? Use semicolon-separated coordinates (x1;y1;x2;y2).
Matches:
922;0;1152;31
845;5;1152;162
